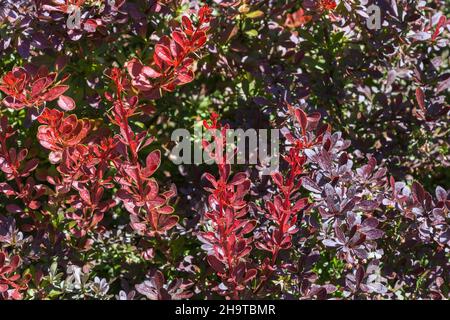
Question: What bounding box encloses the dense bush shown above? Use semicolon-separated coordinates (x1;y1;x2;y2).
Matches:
0;0;448;300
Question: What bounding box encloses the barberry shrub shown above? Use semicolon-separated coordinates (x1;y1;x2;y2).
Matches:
0;0;448;300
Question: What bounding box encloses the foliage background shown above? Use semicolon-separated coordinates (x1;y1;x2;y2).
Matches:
0;0;449;300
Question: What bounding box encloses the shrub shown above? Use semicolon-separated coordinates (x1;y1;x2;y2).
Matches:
0;0;448;300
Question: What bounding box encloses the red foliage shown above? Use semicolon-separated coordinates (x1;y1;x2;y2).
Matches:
126;5;212;99
47;0;86;13
55;143;117;239
0;65;69;110
199;113;257;299
320;0;337;11
431;15;448;41
303;0;337;12
0;0;447;302
0;116;43;211
285;8;312;28
254;105;328;293
107;68;178;237
0;252;31;300
37;108;91;163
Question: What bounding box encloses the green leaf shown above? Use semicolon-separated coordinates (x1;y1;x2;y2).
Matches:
48;290;63;299
246;10;264;19
134;121;146;129
245;29;258;37
50;261;58;275
67;220;78;230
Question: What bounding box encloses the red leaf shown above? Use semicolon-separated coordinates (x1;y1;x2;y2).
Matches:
202;173;218;188
142;66;162;79
292;198;309;212
415;88;426;111
3;96;25;109
294;108;308;134
271;172;283;188
230;172;247;185
9;255;20;269
193;35;207;49
91;211;104;227
432;16;447;41
57;95;76;111
182;16;193;33
306;112;321;130
79;188;91;204
126;58;145;78
160;216;178;231
154;44;173;65
176;70;194;84
207;255;226;273
158;206;174;215
172;31;187;49
240;220;256;235
31;77;48;97
244;269;257;282
83;19;98;33
145;150;161;176
42;85;69;102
